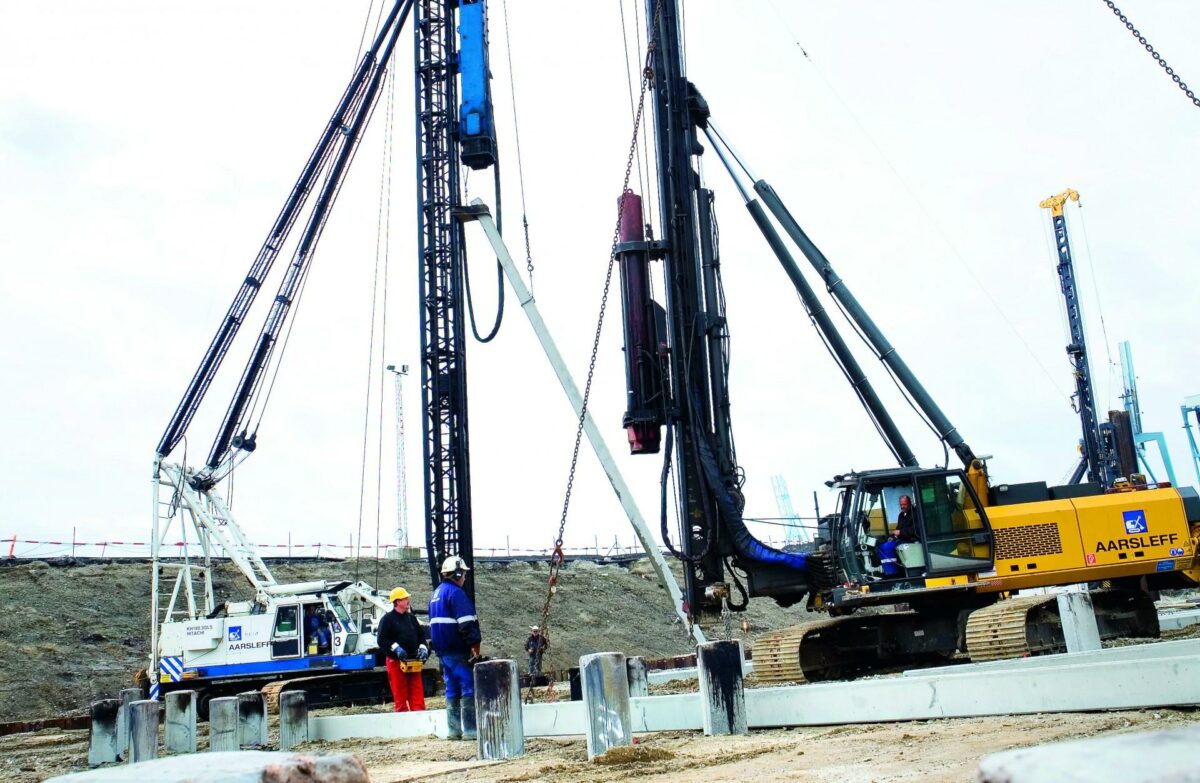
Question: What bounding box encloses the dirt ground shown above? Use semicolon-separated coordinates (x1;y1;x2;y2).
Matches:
0;557;800;722
3;708;1197;782
3;558;1198;782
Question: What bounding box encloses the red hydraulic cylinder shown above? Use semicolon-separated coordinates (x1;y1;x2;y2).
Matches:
615;191;664;454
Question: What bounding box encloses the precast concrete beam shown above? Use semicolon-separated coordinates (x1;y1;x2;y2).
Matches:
746;652;1200;727
580;652;632;760
902;638;1200;677
519;702;587;737
978;724;1200;783
630;694;701;732
236;692;268;749
309;709;452;741
1158;608;1200;631
647;659;754;685
127;700;159;763
696;641;747;736
474;659;523;760
278;691;309;752
304;644;1200;742
207;697;238;752
164;690;197;754
88;699;121;767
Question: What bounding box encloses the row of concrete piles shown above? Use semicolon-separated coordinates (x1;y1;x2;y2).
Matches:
475;639;747;761
88;689;309;766
87;639;747;767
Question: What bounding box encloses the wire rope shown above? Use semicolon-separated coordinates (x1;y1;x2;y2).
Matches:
354;63;394;583
499;0;538;296
372;63;397;588
1071;203;1116;403
763;3;1072;405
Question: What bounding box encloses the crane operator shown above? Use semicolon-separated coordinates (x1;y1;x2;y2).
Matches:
878;494;918;577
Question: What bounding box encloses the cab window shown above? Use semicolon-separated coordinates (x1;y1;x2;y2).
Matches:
273;605;299;637
916;473;992;574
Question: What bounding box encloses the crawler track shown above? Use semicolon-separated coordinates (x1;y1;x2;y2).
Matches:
964;595;1057;661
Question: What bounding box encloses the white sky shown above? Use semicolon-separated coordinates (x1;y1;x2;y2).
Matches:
1;1;1197;559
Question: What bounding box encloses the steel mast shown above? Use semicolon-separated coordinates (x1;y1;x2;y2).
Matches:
414;0;497;599
1040;189;1117;486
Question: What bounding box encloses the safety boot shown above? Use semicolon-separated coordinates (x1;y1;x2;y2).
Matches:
461;696;477;741
445;697;463;740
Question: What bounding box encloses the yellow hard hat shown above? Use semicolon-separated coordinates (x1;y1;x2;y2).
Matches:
388;587;410;602
439;555;471;575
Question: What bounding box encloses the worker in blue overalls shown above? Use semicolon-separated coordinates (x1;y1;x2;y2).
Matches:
877;494;918;577
428;555;482;740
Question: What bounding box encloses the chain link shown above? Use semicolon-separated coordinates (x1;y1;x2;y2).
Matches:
1102;0;1200;109
521;215;535;296
530;0;663;697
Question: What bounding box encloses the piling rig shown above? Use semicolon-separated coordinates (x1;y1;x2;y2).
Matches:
612;0;1200;681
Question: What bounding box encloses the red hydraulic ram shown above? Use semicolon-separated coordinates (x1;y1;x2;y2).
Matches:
615;191;665;454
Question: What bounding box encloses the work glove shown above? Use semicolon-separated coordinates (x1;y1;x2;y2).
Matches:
391;643;407;661
468;644;486;667
417;644;429;662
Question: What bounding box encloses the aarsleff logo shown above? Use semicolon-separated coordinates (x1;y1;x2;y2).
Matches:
228;626;242;642
1123;509;1147;535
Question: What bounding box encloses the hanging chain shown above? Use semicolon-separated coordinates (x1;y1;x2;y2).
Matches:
1102;0;1200;109
522;215;535;296
530;0;663;698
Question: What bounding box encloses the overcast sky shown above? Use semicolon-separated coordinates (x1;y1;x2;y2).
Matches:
1;1;1197;560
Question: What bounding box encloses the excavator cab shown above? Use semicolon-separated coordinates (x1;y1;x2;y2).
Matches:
833;467;995;587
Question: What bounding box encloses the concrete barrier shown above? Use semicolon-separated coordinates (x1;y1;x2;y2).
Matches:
278;691;309;752
207;697;238;752
696;640;747;736
1056;591;1101;653
164;690;196;754
626;656;649;698
474;659;523;760
127;700;159;763
580;652;632;760
87;699;121;767
237;692;268;749
115;688;140;760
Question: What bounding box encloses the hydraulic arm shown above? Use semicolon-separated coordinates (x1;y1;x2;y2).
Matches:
701;127;988;493
156;0;414;489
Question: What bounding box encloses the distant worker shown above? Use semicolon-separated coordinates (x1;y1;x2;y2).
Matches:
376;587;429;713
429;556;482;740
524;626;548;675
877;495;919;578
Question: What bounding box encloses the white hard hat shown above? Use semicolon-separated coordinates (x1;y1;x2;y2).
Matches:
440;555;471;575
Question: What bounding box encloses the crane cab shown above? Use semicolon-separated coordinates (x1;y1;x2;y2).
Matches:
831;467;995;590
